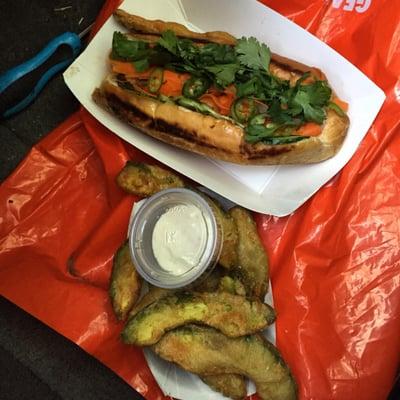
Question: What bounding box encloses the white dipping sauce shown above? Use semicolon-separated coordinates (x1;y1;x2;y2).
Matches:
152;204;207;275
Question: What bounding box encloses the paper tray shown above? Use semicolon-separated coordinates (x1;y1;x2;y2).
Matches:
63;0;385;216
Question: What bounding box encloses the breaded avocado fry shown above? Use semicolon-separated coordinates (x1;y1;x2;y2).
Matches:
128;280;248;399
202;374;247;400
205;197;239;270
154;326;297;400
128;268;243;319
229;207;269;299
122;291;275;346
109;242;142;320
116;161;185;196
128;285;172;318
218;275;247;297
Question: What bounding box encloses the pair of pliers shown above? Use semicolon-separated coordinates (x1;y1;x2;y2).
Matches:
0;24;93;119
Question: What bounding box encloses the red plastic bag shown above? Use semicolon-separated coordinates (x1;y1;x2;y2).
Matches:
0;1;399;399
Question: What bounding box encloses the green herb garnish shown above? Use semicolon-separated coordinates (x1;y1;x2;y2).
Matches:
111;30;337;145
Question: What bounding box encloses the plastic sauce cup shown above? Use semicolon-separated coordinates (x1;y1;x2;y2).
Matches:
129;188;221;289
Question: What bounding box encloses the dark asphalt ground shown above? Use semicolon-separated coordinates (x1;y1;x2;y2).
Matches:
0;1;398;399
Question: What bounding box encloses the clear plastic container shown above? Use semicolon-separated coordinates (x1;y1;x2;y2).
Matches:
128;188;221;289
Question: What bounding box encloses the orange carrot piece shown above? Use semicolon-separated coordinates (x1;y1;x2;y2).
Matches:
109;59;152;78
297;122;322;137
159;70;190;97
332;97;349;112
200;90;235;115
199;94;219;111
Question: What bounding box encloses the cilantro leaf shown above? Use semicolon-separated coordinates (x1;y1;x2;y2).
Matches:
205;64;239;87
133;59;150;72
197;44;237;65
268;100;302;125
303;80;332;106
292;81;331;123
294;93;326;123
177;39;197;62
112;32;150;61
235;37;271;72
236;76;263;98
158;30;179;56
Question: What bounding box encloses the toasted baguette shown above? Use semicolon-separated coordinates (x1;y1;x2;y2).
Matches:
93;12;349;165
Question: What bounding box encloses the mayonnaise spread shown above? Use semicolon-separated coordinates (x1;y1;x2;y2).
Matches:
152;204;207;275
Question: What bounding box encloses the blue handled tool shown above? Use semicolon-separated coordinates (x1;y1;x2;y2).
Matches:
0;24;93;119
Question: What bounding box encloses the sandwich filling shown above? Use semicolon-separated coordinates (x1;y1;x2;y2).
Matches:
108;30;348;146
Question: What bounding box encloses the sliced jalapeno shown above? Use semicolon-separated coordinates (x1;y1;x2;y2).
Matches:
248;113;268;126
231;97;256;123
182;76;210;99
148;68;164;93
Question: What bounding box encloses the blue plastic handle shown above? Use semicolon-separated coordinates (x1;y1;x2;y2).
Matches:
0;32;81;118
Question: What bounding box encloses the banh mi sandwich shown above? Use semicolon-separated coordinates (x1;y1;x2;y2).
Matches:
93;9;350;165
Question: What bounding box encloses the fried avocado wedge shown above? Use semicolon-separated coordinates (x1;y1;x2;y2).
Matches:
229;207;269;299
129;284;248;399
218;275;247;297
127;268;242;319
122;291;275;346
116;161;185;196
128;285;171;318
154;326;297;400
205;197;239;270
109;242;142;321
202;374;247;400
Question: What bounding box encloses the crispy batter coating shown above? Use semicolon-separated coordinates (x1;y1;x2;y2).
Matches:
202;374;247;400
114;9;237;45
122;291;275;346
127;267;241;319
229;207;269;299
126;276;248;399
203;196;239;270
218;275;247;297
109;242;142;320
116;161;185;196
154;326;297;400
128;285;172;318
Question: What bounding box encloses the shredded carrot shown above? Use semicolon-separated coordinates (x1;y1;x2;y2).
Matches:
222;84;237;96
297;122;322;137
332;97;349;112
200;89;235;115
197;95;216;109
159;70;190;97
109;59;152;78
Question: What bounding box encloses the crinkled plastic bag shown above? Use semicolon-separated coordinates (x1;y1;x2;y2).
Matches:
0;1;399;399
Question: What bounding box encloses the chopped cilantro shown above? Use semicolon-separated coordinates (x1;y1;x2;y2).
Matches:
133;59;150;72
235;37;271;72
158;30;179;55
205;64;239;87
112;32;150;61
292;81;331;123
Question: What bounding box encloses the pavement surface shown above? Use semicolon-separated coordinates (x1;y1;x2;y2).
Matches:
0;1;398;399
